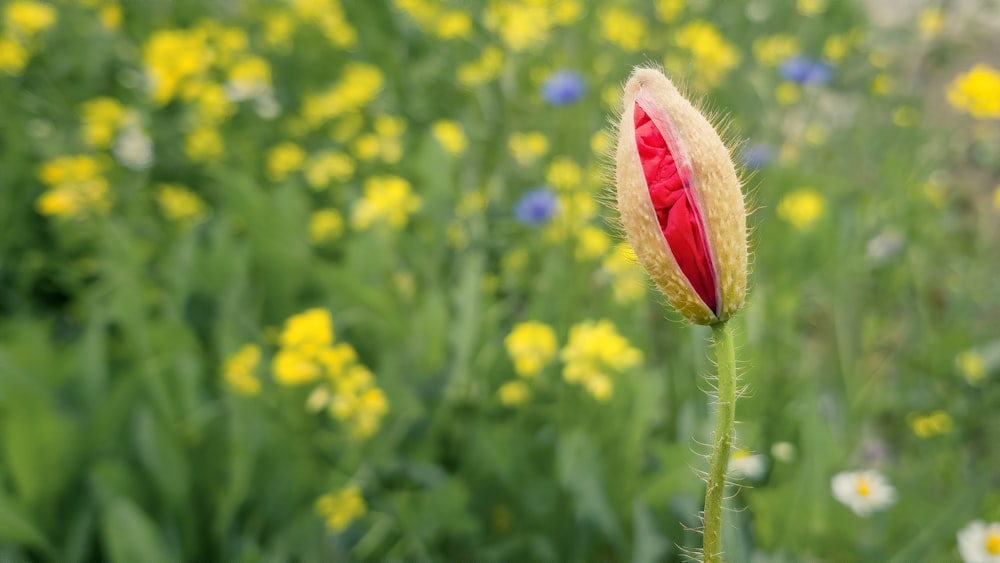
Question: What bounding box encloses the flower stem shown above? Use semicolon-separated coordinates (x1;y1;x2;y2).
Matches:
704;320;736;563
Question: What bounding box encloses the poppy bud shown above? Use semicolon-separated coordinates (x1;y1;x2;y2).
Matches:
614;67;747;325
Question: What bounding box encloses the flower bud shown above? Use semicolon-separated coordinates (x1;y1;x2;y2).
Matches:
613;67;747;325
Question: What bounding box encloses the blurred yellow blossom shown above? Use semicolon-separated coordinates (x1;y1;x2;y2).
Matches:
432;120;467;155
352;176;421;231
546;156;582;191
305;151;354;189
823;35;850;62
35;155;110;219
504;321;558;378
508;131;549;165
947;64;1000;119
498;380;531;406
302;63;384;127
674;20;740;88
184;126;225;162
777;189;825;230
561;319;641;401
223;344;262;396
655;0;684;23
315;486;366;531
602;242;646;304
753;35;799;67
575;225;610;261
458;45;504;86
956;350;986;384
797;0;827;16
267;142;306;181
156;184;208;227
601;7;645;51
908;410;953;438
0;36;28;74
5;1;57;38
309;208;344;243
918;7;944;40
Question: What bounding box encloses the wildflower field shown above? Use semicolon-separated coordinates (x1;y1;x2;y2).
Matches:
2;0;1000;561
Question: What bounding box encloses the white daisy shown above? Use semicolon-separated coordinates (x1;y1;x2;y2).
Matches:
957;520;1000;563
830;469;896;517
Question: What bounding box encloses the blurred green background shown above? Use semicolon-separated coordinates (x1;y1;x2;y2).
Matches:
1;0;999;561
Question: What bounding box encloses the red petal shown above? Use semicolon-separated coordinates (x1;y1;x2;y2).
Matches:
634;101;718;314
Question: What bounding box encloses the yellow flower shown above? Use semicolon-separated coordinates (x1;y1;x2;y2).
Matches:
947;64;1000;119
956;350;987;385
908;410;953;438
545;156;582;191
458;46;504;86
351;176;421;231
498;380;531;406
753;35;799;67
5;1;58;38
601;7;645;51
267;142;306;181
315;486;366;532
777;189;825;231
674;20;740;88
0;35;29;75
223;344;262;396
560;320;641;400
156;184;208;227
184;126;224;163
504;321;558;378
508;131;549;165
432;120;467;155
79;97;127;148
305;151;354;189
309;208;344;243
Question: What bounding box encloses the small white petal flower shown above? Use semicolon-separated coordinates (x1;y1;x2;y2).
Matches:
727;451;768;480
957;520;1000;563
830;470;896;517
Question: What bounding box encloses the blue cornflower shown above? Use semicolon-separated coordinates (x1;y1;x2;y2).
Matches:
779;56;833;85
740;143;773;169
541;70;586;105
514;188;559;226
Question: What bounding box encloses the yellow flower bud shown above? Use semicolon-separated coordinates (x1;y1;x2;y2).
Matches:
613;67;747;324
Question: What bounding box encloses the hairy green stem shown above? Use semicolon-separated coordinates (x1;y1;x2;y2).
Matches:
704;320;736;563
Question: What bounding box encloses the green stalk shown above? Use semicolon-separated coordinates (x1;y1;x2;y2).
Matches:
703;320;736;563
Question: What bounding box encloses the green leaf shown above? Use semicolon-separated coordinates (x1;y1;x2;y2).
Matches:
100;498;174;563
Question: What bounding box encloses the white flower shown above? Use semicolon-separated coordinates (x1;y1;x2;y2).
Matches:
958;520;1000;563
830;470;896;517
727;450;768;480
113;126;154;170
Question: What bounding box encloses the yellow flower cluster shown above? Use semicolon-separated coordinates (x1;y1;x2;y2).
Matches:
223;344;262;395
35;155;110;219
947;64;1000;119
601;7;646;52
315;485;366;532
393;0;473;40
908;410;953;438
673;20;740;89
0;0;57;75
353;115;406;163
156;184;209;228
274;308;389;438
504;321;558;377
777;188;826;231
560;320;642;401
352;176;421;231
458;46;504;87
287;0;356;48
602;242;646;304
302;63;384;128
484;0;580;52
